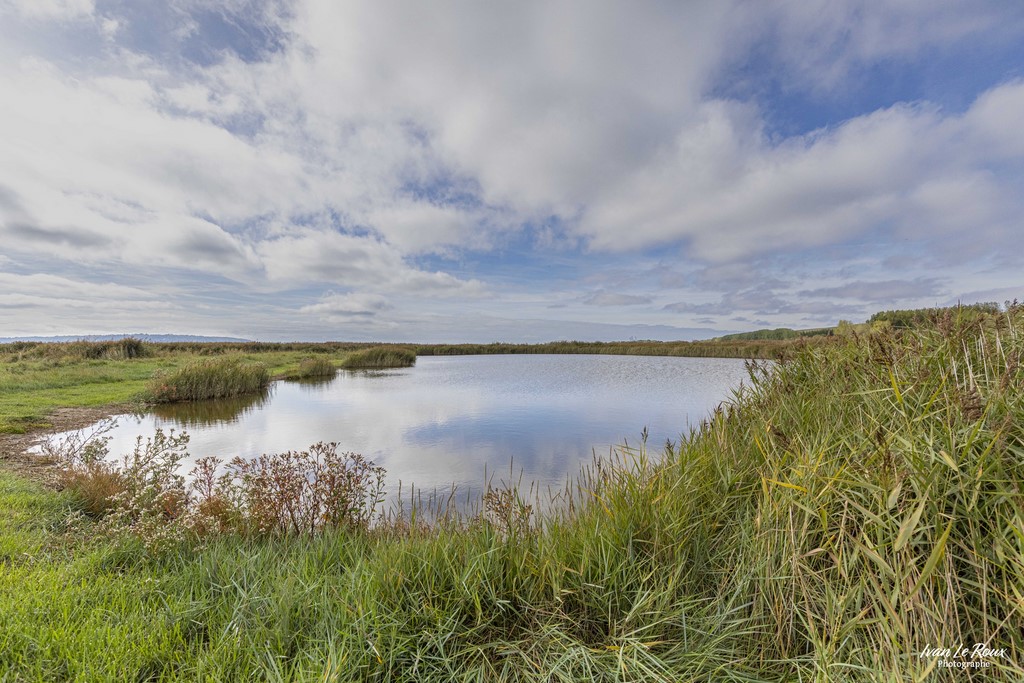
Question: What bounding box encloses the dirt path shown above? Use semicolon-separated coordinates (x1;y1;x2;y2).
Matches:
0;406;125;483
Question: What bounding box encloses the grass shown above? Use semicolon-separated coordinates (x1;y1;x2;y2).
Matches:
0;310;1020;680
340;346;417;369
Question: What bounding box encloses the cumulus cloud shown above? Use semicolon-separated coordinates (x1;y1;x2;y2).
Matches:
579;86;1024;261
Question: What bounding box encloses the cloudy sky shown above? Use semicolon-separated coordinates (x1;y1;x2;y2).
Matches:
1;1;1022;342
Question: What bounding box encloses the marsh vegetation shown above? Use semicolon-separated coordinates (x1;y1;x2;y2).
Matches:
339;346;417;369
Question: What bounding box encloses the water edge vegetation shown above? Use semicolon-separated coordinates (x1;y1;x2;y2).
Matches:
339;346;418;370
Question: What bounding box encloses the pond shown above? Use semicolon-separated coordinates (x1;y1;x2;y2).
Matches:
54;354;750;503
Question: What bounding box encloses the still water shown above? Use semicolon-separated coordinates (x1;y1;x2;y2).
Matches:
65;355;749;499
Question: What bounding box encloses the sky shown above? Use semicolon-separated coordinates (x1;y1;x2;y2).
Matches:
1;1;1022;342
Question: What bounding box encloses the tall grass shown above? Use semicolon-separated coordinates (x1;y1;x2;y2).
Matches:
148;357;270;402
3;310;1023;680
341;346;416;369
0;337;150;361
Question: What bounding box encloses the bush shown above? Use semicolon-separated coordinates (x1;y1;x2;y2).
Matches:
148;357;269;402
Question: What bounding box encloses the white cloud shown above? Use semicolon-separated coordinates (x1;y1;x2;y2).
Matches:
0;272;158;300
255;228;486;297
584;291;653;307
0;0;93;21
0;1;1022;338
760;0;1022;90
300;292;392;324
577;82;1024;262
0;272;182;335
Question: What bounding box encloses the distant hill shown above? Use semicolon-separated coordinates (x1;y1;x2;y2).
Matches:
0;333;251;344
715;327;834;341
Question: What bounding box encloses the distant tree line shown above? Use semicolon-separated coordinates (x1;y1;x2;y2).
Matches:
868;302;1002;328
716;328;833;341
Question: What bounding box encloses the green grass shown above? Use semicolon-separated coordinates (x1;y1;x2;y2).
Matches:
340;346;417;369
2;312;1023;679
0;345;345;432
0;358;160;433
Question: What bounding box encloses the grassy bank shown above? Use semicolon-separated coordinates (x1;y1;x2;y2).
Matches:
1;310;1021;680
0;343;359;433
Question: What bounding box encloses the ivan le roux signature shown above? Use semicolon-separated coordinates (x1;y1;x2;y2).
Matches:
918;644;1008;660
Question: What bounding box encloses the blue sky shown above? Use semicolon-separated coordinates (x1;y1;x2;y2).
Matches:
1;1;1022;342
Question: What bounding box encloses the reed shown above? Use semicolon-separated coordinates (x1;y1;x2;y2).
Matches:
284;357;337;380
148;357;270;402
340;346;417;369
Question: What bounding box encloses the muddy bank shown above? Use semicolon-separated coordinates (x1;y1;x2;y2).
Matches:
0;406;124;482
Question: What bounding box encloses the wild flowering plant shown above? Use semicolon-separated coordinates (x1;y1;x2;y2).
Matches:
47;427;387;548
203;443;387;535
481;484;534;537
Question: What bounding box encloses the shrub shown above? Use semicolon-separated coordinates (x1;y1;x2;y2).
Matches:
148;357;270;402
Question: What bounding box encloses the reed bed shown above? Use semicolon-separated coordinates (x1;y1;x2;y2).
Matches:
2;308;1022;680
340;346;417;369
284;356;337;380
147;357;270;402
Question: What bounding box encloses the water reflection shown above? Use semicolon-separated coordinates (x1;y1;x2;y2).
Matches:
57;355;750;504
285;376;337;390
148;387;273;427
